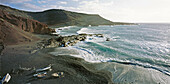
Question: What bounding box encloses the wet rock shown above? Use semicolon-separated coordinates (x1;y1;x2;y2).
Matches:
0;42;4;54
36;33;104;49
94;34;104;37
106;38;110;41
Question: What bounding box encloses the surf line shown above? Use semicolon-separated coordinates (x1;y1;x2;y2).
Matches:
108;60;170;76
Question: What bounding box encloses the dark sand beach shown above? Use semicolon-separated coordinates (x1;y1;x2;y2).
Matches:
0;36;113;84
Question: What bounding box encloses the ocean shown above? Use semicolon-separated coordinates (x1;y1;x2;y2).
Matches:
50;24;170;83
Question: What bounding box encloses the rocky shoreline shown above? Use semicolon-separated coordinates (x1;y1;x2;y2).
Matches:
31;34;104;54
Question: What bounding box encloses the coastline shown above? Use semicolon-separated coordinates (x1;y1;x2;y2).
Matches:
0;36;113;84
1;25;170;84
49;25;170;84
1;3;169;84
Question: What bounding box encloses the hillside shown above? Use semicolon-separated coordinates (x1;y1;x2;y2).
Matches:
0;16;38;45
0;9;55;45
0;4;132;27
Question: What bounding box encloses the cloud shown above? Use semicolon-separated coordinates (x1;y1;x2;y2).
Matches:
18;3;42;11
42;5;58;10
0;0;42;11
78;0;113;14
58;1;67;5
37;0;46;4
0;0;32;3
57;6;79;11
72;0;79;1
76;0;170;23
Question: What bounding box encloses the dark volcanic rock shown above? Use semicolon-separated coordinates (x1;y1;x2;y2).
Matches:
0;42;4;54
35;34;104;51
43;34;87;48
106;38;110;41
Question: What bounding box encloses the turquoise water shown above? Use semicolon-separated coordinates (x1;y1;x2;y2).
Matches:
56;24;170;76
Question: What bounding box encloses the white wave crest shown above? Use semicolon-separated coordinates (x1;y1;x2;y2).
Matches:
77;28;94;34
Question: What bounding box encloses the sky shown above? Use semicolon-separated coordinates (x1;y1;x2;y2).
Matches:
0;0;170;23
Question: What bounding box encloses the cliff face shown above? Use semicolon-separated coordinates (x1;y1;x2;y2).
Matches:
0;17;39;45
0;9;55;45
0;9;55;34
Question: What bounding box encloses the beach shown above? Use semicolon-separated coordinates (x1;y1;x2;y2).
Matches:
0;35;113;84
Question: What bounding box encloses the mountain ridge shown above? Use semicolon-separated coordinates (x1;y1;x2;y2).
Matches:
0;4;132;27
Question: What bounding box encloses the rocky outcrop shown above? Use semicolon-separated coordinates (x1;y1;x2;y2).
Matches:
0;9;55;34
31;34;104;53
106;38;110;41
37;34;87;49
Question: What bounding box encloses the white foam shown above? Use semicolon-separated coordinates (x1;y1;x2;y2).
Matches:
58;26;75;30
60;45;114;63
52;28;60;34
85;36;106;42
52;26;76;35
98;25;112;27
77;28;94;34
64;45;130;63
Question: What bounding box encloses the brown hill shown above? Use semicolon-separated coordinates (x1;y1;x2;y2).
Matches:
0;9;55;45
0;9;55;34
